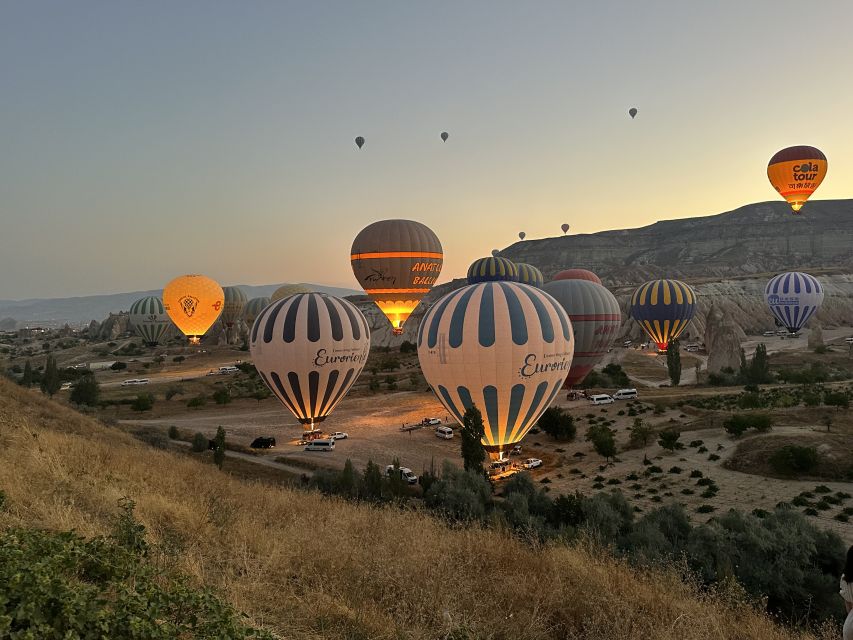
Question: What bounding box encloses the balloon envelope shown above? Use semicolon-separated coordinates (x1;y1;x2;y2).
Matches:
221;286;247;329
518;232;526;240
629;279;696;351
350;219;442;334
467;257;518;284
271;284;312;302
629;107;638;119
355;136;365;149
163;275;224;344
251;293;370;427
553;269;602;285
491;249;500;257
243;297;271;326
418;282;574;459
441;131;449;142
767;146;827;213
764;272;824;333
544;280;621;387
561;223;570;234
129;297;170;346
515;263;544;288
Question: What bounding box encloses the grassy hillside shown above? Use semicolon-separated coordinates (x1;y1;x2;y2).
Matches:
0;378;835;640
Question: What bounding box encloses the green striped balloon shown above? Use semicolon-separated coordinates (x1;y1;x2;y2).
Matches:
129;296;171;346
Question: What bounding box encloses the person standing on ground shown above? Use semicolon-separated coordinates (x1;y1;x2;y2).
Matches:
842;545;853;640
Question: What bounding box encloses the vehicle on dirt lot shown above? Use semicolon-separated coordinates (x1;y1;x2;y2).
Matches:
523;458;543;469
250;437;276;449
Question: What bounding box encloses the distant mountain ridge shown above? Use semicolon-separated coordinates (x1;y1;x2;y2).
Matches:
0;283;360;327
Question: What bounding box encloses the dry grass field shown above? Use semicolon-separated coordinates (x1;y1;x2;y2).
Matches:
0;377;841;640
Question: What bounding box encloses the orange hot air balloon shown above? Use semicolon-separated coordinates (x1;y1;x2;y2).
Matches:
767;145;827;214
163;274;224;344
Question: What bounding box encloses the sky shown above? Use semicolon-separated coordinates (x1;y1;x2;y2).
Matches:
1;1;852;300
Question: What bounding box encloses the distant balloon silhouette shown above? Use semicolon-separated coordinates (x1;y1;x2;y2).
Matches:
355;136;365;149
553;269;601;285
518;232;526;240
441;131;449;142
629;107;638;119
491;249;500;257
561;223;570;234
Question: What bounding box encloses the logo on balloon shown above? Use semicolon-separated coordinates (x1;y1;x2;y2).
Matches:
767;294;799;306
179;296;199;318
519;352;572;379
364;269;397;285
791;163;819;181
313;347;369;368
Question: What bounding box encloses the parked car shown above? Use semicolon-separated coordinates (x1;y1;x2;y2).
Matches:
523;458;543;469
60;382;72;391
329;432;348;440
385;465;418;484
435;426;453;439
250;437;276;449
487;459;513;477
685;344;699;352
304;439;335;452
121;378;149;386
612;388;638;400
846;337;853;344
589;394;614;405
422;417;442;426
762;331;775;337
510;444;523;456
622;340;633;347
218;366;239;374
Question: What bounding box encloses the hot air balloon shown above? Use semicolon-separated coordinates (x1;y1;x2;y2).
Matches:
544;279;622;388
764;272;824;333
553;269;602;285
163;274;224;344
271;284;312;302
221;286;247;329
767;146;827;214
629;107;638;119
491;249;500;257
251;293;370;429
350;219;442;335
129;296;170;347
629;279;696;352
515;263;544;288
355;136;365;149
467;257;518;284
518;232;526;240
243;297;271;327
418;281;573;460
441;131;449;142
561;223;570;234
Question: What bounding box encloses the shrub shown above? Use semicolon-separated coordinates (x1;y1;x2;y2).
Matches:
172;356;185;363
723;413;772;437
131;393;154;412
657;429;681;452
769;445;819;477
212;388;232;405
191;433;208;452
707;454;720;462
70;375;100;407
537;406;576;441
187;396;206;409
167;426;180;440
813;485;831;494
688;440;704;448
696;505;715;513
668;466;682;474
689;470;703;478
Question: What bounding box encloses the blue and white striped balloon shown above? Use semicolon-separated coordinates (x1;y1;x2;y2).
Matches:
250;293;370;428
764;272;824;333
418;281;574;460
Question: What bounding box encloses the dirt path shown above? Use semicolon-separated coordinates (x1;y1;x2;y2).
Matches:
170;439;313;477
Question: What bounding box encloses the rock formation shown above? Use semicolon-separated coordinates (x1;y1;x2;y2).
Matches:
808;322;824;349
705;305;746;373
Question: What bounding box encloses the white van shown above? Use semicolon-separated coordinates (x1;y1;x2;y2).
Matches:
435;426;454;439
304;439;335;452
613;388;638;400
219;366;239;374
589;394;614;405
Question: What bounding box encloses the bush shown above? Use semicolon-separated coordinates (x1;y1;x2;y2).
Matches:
696;505;715;513
212;388;232;405
657;429;681;452
167;426;180;440
110;361;127;371
187;396;206;409
537;406;576;441
668;466;682;474
769;445;819;477
723;413;772;437
70;375;100;407
191;432;208;452
131;393;154;412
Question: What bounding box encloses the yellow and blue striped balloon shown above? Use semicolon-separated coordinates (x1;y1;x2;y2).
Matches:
629;279;696;351
515;263;544;288
467;256;518;284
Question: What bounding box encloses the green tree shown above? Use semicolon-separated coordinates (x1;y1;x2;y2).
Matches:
537;406;576;441
666;340;681;386
628;417;654;448
40;355;61;396
748;343;772;384
70;374;100;407
362;460;384;501
339;459;358;497
167;425;181;440
191;432;208;452
657;429;681;452
213;426;226;469
131;393;154;412
212;388;232;405
20;360;33;387
824;391;849;411
586;424;616;462
460;405;486;474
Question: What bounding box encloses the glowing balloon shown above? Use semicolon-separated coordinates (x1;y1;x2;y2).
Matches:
129;297;170;347
561;223;570;234
629;279;696;352
518;232;526;240
163;275;224;344
767;145;827;214
351;219;442;335
553;269;602;285
418;281;574;460
441;131;449;142
271;284;312;302
221;286;247;329
764;272;824;333
251;293;370;428
629;107;638;119
243;297;271;327
544;279;621;388
515;263;544;288
355;136;365;149
467;256;518;284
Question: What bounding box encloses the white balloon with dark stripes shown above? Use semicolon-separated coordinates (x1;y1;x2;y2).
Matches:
418;281;574;460
764;271;824;333
129;296;171;347
250;293;370;428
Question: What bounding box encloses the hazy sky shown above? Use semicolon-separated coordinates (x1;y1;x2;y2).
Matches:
2;1;852;299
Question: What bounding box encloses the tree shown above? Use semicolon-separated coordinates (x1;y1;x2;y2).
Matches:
362;460;384;501
167;425;181;440
820;414;832;433
70;374;100;407
657;429;681;452
666;340;681;387
213;426;226;469
191;432;208;452
586;424;616;463
40;355;61;396
339;459;358;497
460;405;486;474
212;388;232;405
537;406;576;441
131;393;154;412
628;418;654;448
20;360;33;387
824;391;849;411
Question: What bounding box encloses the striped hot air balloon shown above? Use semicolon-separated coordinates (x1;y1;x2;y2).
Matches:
553;269;602;285
418;281;574;460
629;279;697;352
543;279;621;388
221;286;247;329
250;293;370;428
243;297;270;327
351;219;442;335
515;263;544;288
764;272;824;333
129;297;170;347
466;256;518;284
163;274;224;344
